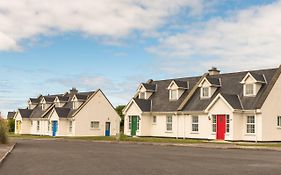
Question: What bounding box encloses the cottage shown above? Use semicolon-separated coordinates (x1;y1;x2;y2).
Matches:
123;66;281;141
14;88;120;137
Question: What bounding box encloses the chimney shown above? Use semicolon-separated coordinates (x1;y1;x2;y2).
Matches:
208;67;220;76
70;87;78;95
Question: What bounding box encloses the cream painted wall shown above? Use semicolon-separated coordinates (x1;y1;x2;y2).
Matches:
14;113;31;134
74;90;120;136
124;101;142;136
261;73;281;141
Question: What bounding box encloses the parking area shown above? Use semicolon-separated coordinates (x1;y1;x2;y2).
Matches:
1;139;281;175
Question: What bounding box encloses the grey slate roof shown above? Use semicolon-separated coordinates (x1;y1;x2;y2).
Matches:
18;109;32;118
142;83;157;91
131;67;280;112
173;80;189;89
206;77;221;86
7;112;16;119
30;98;40;103
18;89;95;119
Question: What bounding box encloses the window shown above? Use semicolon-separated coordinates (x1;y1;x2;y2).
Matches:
192;116;199;132
245;84;254;96
153;116;157;124
226;115;230;133
69;121;73;132
139;92;145;99
137;117;140;130
166;115;173;131
202;87;209;98
73;102;78;109
212;115;216;133
170;90;177;100
129;116;131;129
42;103;46;110
91;121;99;129
48;122;50;131
277;116;281;127
246;116;255;133
37;121;40;131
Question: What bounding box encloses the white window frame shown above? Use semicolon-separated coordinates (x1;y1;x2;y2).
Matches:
139;92;146;99
212;115;216;133
201;87;210;98
246;116;255;134
244;84;255;96
192;116;199;132
166;115;173;131
226;115;230;133
37;121;40;132
277;116;281;127
129;116;131;130
69;121;73;132
152;116;157;124
169;89;178;101
91;121;100;129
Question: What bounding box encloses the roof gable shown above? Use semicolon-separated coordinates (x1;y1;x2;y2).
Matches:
240;72;266;84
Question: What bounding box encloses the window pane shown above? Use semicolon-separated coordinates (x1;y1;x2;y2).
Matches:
170;90;177;100
166;115;173;131
153;116;157;123
202;87;209;97
139;92;145;99
245;84;254;95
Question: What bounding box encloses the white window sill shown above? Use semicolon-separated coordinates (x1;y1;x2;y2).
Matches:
244;133;256;136
190;132;199;134
90;128;100;130
165;131;173;133
277;126;281;129
152;123;157;125
211;132;216;135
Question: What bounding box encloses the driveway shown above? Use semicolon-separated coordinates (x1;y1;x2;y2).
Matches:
1;139;281;175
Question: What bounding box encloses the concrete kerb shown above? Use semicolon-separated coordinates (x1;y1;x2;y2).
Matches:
0;143;16;166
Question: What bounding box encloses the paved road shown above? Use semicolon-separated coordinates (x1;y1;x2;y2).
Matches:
1;139;281;175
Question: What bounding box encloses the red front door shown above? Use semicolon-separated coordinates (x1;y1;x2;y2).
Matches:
216;115;226;140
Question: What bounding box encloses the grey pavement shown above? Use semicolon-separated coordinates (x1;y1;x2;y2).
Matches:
0;139;281;175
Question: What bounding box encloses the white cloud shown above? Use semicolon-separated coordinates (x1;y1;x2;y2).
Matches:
148;1;281;73
0;0;204;51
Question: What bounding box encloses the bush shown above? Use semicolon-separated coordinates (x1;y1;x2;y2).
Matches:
8;119;15;133
0;119;8;144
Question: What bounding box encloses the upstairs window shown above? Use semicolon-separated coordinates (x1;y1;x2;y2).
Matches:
169;90;177;101
245;84;254;96
139;92;146;99
201;87;210;98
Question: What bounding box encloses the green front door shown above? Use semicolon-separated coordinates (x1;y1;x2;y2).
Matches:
131;116;138;136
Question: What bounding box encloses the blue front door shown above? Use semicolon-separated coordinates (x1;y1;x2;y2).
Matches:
105;122;110;136
52;121;58;137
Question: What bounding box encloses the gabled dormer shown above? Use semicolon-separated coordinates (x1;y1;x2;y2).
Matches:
198;77;221;99
40;97;47;110
240;72;266;97
28;98;39;109
71;95;79;109
137;83;157;100
167;80;189;101
54;97;61;107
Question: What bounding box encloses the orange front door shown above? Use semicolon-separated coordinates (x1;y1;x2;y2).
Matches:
216;115;226;140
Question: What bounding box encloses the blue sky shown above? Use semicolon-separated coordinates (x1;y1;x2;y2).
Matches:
0;0;280;116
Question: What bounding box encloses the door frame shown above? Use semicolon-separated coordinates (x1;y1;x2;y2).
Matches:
52;120;58;137
105;122;111;136
216;114;226;140
130;116;139;136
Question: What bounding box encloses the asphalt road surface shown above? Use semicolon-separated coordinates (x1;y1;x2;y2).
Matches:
1;139;281;175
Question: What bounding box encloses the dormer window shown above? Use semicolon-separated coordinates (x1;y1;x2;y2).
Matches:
169;90;178;101
245;84;254;96
139;92;146;99
241;72;266;97
201;87;210;98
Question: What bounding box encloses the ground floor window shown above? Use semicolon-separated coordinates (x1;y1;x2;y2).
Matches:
48;121;50;131
212;115;216;133
37;121;40;131
153;116;157;124
226;115;230;133
192;116;199;132
129;116;131;129
277;116;281;127
69;121;73;132
91;121;99;129
246;116;255;133
166;115;173;131
137;117;140;130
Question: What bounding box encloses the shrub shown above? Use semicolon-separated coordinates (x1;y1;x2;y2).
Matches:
0;119;8;144
8;119;15;133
